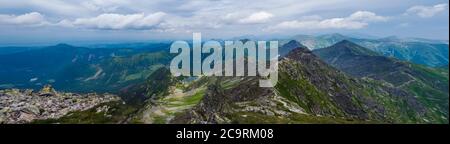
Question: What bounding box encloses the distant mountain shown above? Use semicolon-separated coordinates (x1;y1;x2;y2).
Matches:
0;43;172;93
378;36;449;44
314;40;449;122
0;46;43;55
291;33;351;50
360;41;448;67
313;40;379;57
279;40;305;57
290;34;449;67
202;33;448;67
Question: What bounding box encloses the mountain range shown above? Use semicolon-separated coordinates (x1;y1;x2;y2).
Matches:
0;34;448;124
285;33;449;67
0;43;172;92
135;44;445;124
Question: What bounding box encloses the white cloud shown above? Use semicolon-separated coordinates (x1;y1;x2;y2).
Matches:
0;11;170;31
0;12;48;26
221;11;275;25
269;19;367;30
28;0;88;17
266;11;387;31
0;0;447;40
298;15;323;21
0;0;390;34
347;11;388;22
238;11;274;24
58;12;166;30
80;0;130;13
405;3;448;18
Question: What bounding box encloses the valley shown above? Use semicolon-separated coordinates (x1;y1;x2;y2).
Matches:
0;34;448;124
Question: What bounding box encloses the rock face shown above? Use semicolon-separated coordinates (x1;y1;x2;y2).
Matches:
313;40;449;122
0;86;120;124
278;47;433;123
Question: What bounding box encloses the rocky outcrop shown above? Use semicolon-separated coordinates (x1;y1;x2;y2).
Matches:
171;76;305;124
0;86;120;124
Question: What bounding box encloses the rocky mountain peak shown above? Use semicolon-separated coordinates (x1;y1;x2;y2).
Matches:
54;43;73;48
319;40;379;56
284;46;318;62
279;40;308;57
285;40;303;47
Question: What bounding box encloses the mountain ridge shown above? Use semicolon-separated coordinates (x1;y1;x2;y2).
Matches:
162;46;436;123
314;40;449;122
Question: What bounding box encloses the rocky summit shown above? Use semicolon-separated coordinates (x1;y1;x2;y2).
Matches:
0;85;120;124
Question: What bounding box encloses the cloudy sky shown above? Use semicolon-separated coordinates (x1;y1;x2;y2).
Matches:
0;0;448;45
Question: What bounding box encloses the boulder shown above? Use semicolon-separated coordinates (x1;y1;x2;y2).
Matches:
24;105;41;115
18;112;37;122
39;85;57;97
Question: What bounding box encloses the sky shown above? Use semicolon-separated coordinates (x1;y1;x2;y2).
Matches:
0;0;449;46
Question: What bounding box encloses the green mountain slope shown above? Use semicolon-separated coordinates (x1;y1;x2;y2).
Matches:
131;47;438;124
0;44;172;93
314;40;449;123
